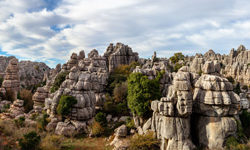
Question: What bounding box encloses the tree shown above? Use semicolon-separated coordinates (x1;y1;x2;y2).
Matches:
127;72;162;118
56;95;77;119
169;52;184;64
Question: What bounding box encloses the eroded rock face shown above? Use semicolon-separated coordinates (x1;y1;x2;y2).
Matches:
9;99;24;118
45;50;108;135
2;58;20;99
104;43;139;72
19;61;50;88
151;67;195;150
193;62;239;149
32;87;48;113
0;56;50;89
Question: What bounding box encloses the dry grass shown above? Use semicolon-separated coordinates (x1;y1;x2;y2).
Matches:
41;134;113;150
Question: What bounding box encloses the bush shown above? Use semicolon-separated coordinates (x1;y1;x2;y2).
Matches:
169;52;184;64
103;97;117;115
127;72;162;118
239;110;250;138
95;112;107;126
242;85;248;91
116;101;129;115
14;116;25;128
0;77;3;87
126;118;135;130
173;63;183;72
5;89;16;102
234;82;241;95
103;93;130;116
226;136;239;150
91;121;105;137
107;62;140;95
56;95;77;119
37;113;49;131
18;89;33;113
50;71;69;93
41;134;63;150
113;82;128;103
128;131;160;150
18;131;41;150
227;76;235;84
0;103;10;113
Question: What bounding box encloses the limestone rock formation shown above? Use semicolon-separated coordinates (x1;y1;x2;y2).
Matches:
150;67;195;150
0;56;15;78
32;87;48;113
104;43;139;72
19;61;50;88
9;99;24;118
45;50;108;135
110;125;130;150
193;61;240;149
0;56;50;89
2;58;20;99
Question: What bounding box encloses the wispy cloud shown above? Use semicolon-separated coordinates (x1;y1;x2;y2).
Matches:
0;0;250;67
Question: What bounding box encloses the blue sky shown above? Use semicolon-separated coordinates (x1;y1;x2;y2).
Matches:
0;0;250;68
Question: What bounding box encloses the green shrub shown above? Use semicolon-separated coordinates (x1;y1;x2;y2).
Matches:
95;112;107;126
173;63;183;72
91;121;105;137
227;76;235;84
226;136;239;150
37;113;49;131
14;116;25;128
169;52;184;64
0;77;3;87
18;131;41;150
103;93;129;116
240;110;250;138
107;62;140;95
50;71;69;93
103;99;117;115
56;95;77;119
0;103;10;113
242;85;248;91
30;113;39;121
234;82;241;95
113;82;128;103
127;72;162;118
128;131;160;150
126;118;135;130
116;101;129;115
18;89;33;113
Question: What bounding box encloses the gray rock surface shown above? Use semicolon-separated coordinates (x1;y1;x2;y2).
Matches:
104;43;139;72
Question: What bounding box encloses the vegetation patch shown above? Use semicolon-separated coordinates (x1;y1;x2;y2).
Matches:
56;95;77;119
18;131;41;150
18;89;33;113
127;72;162;118
128;131;160;150
50;71;69;93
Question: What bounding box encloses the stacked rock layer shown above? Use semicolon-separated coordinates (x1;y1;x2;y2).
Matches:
2;58;20;100
151;67;195;150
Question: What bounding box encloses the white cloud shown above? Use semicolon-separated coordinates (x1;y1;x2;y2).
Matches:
0;0;250;67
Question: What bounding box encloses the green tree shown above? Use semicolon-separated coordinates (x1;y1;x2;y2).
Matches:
169;52;184;64
50;71;69;93
56;95;77;118
127;72;162;118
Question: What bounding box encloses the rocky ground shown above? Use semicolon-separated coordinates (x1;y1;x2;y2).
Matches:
0;43;249;150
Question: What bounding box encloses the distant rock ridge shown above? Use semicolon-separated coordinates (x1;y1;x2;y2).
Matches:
0;56;50;89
